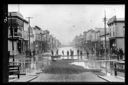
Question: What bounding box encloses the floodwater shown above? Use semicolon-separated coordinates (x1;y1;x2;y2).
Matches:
36;46;124;81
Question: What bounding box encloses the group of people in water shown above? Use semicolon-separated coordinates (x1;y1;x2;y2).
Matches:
51;49;83;59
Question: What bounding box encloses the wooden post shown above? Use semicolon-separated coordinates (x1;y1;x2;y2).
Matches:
114;63;117;76
18;66;20;79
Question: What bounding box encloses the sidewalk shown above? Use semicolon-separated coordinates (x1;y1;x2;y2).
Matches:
9;75;38;82
70;60;101;71
96;72;125;82
70;60;125;82
9;70;42;82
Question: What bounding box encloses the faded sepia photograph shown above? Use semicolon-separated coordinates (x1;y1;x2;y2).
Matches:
7;4;125;82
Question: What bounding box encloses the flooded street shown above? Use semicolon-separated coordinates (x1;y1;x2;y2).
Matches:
31;57;107;82
7;5;125;82
30;46;108;82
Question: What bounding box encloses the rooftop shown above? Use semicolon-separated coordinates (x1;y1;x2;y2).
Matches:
8;12;29;23
34;26;42;30
87;29;95;33
107;16;125;25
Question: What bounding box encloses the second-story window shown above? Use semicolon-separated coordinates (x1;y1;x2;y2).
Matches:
123;26;125;37
109;27;111;37
14;28;17;36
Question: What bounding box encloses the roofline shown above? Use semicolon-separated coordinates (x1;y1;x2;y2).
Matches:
8;12;29;23
107;16;124;25
96;31;100;33
87;29;95;33
99;33;109;37
34;26;42;30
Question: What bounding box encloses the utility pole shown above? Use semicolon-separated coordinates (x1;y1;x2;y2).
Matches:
104;10;107;75
41;33;42;53
26;17;33;73
26;17;33;57
45;32;48;52
18;4;20;13
10;13;15;66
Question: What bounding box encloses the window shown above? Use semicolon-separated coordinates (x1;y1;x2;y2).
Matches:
109;27;111;37
14;28;18;36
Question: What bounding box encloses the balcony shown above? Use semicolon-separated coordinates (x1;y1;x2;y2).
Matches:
8;32;23;40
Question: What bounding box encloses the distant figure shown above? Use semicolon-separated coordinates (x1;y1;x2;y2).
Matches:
51;50;54;56
115;48;119;60
119;48;123;60
70;50;73;59
110;48;113;55
114;63;117;76
80;51;83;59
31;51;33;56
62;50;64;56
77;49;80;59
33;50;35;56
70;49;72;56
67;51;69;59
56;49;59;55
29;50;32;56
87;51;89;59
72;50;74;59
70;50;72;59
117;48;120;60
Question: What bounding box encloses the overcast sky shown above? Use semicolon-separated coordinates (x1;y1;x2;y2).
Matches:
8;4;125;45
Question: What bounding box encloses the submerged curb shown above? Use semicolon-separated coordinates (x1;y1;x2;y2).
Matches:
96;74;124;82
96;75;110;82
27;75;38;82
9;75;38;82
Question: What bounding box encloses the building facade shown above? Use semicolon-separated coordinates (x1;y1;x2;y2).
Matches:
85;29;96;54
33;26;42;54
8;12;31;73
107;16;125;53
95;28;110;58
8;12;26;55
